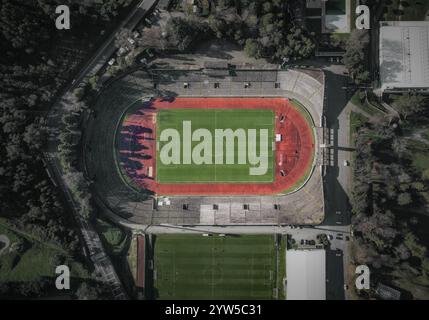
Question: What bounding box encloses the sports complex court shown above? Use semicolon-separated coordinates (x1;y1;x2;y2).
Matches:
117;97;315;195
156;108;275;183
152;234;285;300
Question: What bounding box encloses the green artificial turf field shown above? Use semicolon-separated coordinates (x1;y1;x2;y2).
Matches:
153;234;281;300
156;109;274;183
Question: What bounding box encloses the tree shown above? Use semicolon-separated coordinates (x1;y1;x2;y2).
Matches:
343;30;370;84
114;28;134;49
397;192;412;206
165;17;206;51
59;131;81;146
244;39;262;58
391;94;426;119
75;281;111;300
404;232;427;259
423;168;429;180
63;171;89;197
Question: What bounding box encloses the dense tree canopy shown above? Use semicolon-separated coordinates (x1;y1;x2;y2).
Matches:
343;30;370;84
0;0;133;298
351;93;429;298
163;0;315;62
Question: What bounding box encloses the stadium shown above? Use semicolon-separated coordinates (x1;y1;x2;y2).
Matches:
84;67;327;226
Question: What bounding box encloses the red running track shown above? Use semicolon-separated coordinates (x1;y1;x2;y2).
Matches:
118;97;315;195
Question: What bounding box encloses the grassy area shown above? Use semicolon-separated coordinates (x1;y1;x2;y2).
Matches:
331;32;350;42
95;217;128;256
349;111;368;176
156;108;275;183
94;216;136;296
277;235;287;300
350;111;368;146
153;234;281;300
350;91;384;116
0;223;89;282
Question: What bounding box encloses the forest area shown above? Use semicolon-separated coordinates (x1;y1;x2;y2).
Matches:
0;0;133;298
351;93;429;299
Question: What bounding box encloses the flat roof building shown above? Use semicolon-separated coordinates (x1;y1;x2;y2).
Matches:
286;249;326;300
379;21;429;93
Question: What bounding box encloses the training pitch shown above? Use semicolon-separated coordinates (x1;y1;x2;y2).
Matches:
153;235;280;300
156;108;274;183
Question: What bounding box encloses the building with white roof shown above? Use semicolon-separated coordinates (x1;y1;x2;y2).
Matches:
379;21;429;93
286;249;326;300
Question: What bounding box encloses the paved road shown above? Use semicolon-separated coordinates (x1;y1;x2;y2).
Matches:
321;63;354;299
43;0;158;300
278;61;354;299
44;152;127;299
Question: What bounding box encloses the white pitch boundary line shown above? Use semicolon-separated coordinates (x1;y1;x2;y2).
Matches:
214;109;217;183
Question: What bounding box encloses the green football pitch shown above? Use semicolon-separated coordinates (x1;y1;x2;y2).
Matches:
156;109;274;183
153;235;282;300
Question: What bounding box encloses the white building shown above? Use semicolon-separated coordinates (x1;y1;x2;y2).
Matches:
379;21;429;93
286;249;326;300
